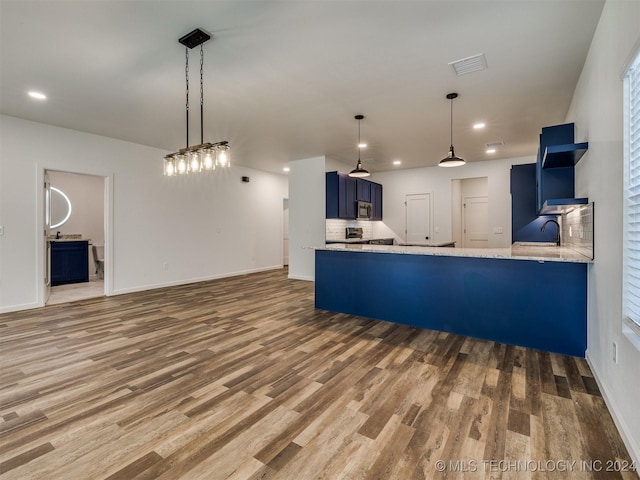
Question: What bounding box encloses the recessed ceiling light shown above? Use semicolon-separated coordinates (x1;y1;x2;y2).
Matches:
486;149;496;154
358;143;367;148
393;160;401;165
473;123;485;129
283;167;290;172
28;91;47;100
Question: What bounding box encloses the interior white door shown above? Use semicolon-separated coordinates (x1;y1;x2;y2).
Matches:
463;196;489;248
405;193;431;244
44;173;52;302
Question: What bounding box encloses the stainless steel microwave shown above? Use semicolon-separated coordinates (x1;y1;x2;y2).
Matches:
357;201;373;219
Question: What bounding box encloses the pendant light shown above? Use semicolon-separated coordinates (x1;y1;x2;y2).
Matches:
349;115;370;178
439;92;466;167
163;28;230;176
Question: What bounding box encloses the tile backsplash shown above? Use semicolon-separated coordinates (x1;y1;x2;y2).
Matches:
561;203;594;259
326;219;374;241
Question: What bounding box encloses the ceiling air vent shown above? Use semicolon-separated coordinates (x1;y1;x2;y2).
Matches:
449;53;487;76
486;141;505;147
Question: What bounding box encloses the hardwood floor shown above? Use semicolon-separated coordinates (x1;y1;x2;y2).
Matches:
0;268;636;479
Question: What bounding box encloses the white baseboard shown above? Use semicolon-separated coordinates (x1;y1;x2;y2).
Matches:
586;351;640;466
0;301;42;314
111;265;284;296
288;274;314;282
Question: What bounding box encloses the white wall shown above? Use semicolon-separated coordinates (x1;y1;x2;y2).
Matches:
288;156;326;281
0;115;288;312
565;0;640;463
371;156;533;248
48;171;105;276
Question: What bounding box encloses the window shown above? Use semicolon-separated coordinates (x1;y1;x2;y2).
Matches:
623;48;640;349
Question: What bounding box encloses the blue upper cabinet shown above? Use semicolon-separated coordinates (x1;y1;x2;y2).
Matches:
536;123;588;214
356;178;371;202
371;182;383;220
326;171;356;219
326;172;382;220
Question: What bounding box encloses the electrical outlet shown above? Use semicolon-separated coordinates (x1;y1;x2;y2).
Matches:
163;262;169;271
0;226;4;236
493;226;503;234
613;341;618;364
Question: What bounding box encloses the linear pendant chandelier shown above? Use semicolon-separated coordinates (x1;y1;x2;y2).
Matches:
164;28;230;176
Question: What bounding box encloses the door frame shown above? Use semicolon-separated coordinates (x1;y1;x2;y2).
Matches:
36;165;114;306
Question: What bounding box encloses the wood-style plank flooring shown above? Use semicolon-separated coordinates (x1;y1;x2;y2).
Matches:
1;268;636;479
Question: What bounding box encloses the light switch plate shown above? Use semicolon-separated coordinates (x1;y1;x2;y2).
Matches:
0;226;4;236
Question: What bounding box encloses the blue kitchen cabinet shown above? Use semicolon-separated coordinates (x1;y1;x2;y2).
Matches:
327;172;383;220
536;123;587;213
326;171;356;219
370;182;383;220
51;240;89;286
356;178;371;202
316;249;587;357
511;163;557;242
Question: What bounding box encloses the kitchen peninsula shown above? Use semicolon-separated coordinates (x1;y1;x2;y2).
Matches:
315;243;590;357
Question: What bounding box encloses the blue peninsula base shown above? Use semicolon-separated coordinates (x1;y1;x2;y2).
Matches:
315;250;587;357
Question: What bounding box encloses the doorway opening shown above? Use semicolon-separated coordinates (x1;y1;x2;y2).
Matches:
45;170;107;305
451;177;489;248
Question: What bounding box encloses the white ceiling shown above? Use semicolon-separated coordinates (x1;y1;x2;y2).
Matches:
0;1;605;174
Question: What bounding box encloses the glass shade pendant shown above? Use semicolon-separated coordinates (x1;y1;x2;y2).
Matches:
439;93;466;167
188;151;202;172
202;148;215;170
176;154;188;174
349;114;370;178
164;156;176;176
217;144;230;168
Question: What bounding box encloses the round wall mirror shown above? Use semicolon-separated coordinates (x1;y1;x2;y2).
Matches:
50;186;72;229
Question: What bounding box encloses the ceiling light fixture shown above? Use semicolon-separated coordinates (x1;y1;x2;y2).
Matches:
486;149;496;154
473;122;485;129
439;93;466;168
28;91;47;100
164;28;230;176
393;160;401;166
283;167;290;172
349;115;370;178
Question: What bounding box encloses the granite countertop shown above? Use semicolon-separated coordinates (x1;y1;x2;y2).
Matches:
316;241;592;263
326;238;372;244
397;241;456;247
48;234;90;243
49;239;91;243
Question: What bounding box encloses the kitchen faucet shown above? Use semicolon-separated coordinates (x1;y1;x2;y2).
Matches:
541;219;561;246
